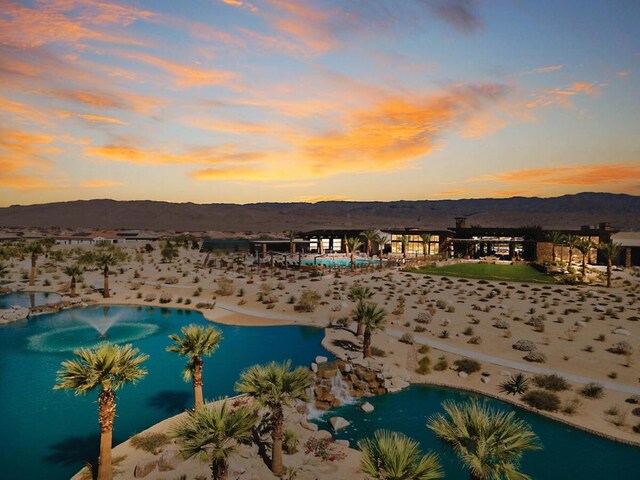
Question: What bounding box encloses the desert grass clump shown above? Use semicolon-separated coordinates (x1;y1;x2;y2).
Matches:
415;356;431;375
532;374;570;392
454;359;481;375
130;432;171;455
580;382;605;399
522;390;561;411
523;351;547;363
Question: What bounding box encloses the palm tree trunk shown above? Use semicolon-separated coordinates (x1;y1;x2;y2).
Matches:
211;458;228;480
193;356;204;410
98;389;116;480
363;330;372;358
351;251;355;271
582;255;587;280
356;320;364;337
103;266;110;298
607;260;612;288
29;254;36;286
271;407;284;475
552;243;556;262
70;276;77;298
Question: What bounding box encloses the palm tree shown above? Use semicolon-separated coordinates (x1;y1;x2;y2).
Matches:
498;373;530;396
546;231;564;262
172;400;258;480
575;238;596;281
346;236;363;271
400;235;410;259
428;399;541;480
95;252;117;298
359;429;443;480
0;262;8;278
360;302;387;358
54;343;148;480
235;360;313;476
41;236;56;258
565;234;580;268
419;233;432;259
64;264;83;298
375;234;389;269
285;230;297;254
25;240;43;286
361;229;377;257
349;285;374;336
161;240;178;263
167;324;223;411
598;241;621;288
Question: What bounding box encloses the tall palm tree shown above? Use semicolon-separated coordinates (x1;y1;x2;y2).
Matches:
95;252;117;298
172;400;258;480
420;233;432;259
349;285;374;336
161;240;178;263
360;302;387;358
167;324;222;410
546;231;564;262
400;235;410;259
427;399;541;480
235;360;313;476
599;241;621;288
565;234;580;268
359;429;443;480
64;264;83;298
375;234;389;269
346;236;363;271
25;240;43;286
575;238;596;281
54;343;148;480
361;229;377;257
41;236;56;258
285;230;297;254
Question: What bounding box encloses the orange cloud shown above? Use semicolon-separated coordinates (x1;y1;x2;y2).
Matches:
486;163;640;186
75;114;127;125
111;50;239;88
79;180;124;188
533;64;563;73
49;88;165;113
526;81;600;109
221;0;258;13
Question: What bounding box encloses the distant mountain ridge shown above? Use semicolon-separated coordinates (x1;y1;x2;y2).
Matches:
1;193;639;232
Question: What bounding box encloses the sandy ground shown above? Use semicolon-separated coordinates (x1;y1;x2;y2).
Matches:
2;244;639;478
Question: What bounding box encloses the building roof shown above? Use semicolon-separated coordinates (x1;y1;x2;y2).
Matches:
611;232;640;248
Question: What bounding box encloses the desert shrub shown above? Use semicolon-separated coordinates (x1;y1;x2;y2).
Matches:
130;432;170;455
414;325;427;333
580;382;605;399
462;327;474;336
418;345;430;354
633;423;640;434
399;333;414;344
144;293;157;302
370;346;386;357
159;292;173;304
454;358;481;374
493;319;510;329
533;374;570;392
512;339;537;351
415;312;432;324
295;289;321;312
467;335;482;345
215;276;234;296
303;437;346;462
608;341;633;355
524;351;547;363
415;355;431;375
562;397;582;415
283;429;299;454
164;276;178;284
433;357;448;371
522;390;561;412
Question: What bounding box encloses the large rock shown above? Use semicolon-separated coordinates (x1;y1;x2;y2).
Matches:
359;402;374;413
612;327;631;336
328;416;350;431
133;458;157;478
481;376;490;384
458;371;469;379
0;307;29;324
158;449;181;471
315;355;328;365
300;418;319;431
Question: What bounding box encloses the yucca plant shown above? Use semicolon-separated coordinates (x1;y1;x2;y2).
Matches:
54;343;148;480
428;399;541;480
167;324;223;410
359;429;443;479
498;373;530;396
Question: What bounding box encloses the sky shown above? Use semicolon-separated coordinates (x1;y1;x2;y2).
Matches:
1;0;639;206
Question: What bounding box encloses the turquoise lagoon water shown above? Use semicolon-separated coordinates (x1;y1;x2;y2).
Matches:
300;257;378;267
0;305;330;479
316;386;640;479
0;290;62;308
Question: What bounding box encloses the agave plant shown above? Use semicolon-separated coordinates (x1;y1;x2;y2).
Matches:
498;373;530;396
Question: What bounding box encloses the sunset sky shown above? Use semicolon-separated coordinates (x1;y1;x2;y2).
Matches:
1;0;639;206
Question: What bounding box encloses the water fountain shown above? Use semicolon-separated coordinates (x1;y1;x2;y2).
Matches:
330;370;355;406
78;306;125;338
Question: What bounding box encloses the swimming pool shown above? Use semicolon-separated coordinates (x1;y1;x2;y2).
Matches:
316;386;640;479
0;290;62;309
0;305;329;479
299;257;379;267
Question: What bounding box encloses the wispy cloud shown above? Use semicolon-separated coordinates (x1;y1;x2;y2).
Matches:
422;0;482;34
79;180;124;188
485;163;640;186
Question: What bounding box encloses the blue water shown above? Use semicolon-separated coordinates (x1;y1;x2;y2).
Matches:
0;291;62;309
0;305;329;479
316;386;640;479
300;258;378;267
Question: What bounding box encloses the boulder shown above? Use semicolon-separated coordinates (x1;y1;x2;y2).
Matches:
335;439;350;448
458;371;469;379
351;357;369;368
343;363;352;373
499;370;511;376
311;362;318;373
359;402;374;413
612;327;631;336
300;418;319;431
315;356;328;365
0;307;30;324
158;450;181;471
481;376;490;384
328;416;350;431
594;305;605;312
134;458;157;478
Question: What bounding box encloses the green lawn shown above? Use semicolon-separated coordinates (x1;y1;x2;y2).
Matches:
408;262;557;284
